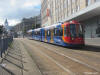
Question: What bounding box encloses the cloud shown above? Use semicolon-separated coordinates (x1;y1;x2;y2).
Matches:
0;0;41;26
10;0;16;6
9;19;20;25
22;1;40;8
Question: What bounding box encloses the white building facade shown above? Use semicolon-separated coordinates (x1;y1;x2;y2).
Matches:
41;0;100;38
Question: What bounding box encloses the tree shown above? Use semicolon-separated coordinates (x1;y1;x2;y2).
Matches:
0;26;3;34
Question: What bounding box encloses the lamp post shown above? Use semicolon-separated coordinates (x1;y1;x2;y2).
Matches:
22;20;25;38
35;16;37;29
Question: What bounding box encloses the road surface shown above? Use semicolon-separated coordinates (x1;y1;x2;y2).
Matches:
19;38;100;75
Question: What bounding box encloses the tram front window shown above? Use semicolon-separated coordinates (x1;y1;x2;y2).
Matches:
70;24;76;38
70;24;83;38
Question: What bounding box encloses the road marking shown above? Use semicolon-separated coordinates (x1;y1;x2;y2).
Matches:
33;45;75;75
41;45;100;73
84;72;98;75
27;40;100;73
0;63;6;67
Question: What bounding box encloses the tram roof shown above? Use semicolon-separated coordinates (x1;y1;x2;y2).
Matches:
43;22;62;29
27;29;33;33
34;28;41;31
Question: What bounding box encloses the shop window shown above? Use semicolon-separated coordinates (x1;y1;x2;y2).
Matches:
86;0;92;6
96;27;100;34
95;0;100;2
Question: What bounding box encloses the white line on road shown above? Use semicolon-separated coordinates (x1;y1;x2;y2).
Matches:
33;46;75;75
26;40;100;74
41;45;100;73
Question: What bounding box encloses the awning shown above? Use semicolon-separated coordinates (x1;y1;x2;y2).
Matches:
63;2;100;22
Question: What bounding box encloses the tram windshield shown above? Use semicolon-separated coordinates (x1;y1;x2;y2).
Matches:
70;24;83;38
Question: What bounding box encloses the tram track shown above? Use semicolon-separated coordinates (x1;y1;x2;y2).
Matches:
40;42;100;68
21;39;72;75
22;39;100;75
29;39;100;71
35;40;100;58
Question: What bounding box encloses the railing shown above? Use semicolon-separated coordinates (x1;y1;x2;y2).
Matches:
0;37;13;58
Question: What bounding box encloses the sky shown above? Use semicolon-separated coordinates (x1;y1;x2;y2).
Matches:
0;0;41;26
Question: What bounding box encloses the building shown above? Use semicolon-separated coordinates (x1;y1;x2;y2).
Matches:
14;15;41;35
41;0;100;38
4;19;9;31
22;15;41;32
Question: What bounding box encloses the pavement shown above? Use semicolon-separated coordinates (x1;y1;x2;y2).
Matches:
85;38;100;47
0;39;42;75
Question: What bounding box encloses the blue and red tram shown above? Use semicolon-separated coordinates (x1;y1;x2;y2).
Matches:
32;20;84;47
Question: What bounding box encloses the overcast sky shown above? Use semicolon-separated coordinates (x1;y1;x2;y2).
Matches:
0;0;41;26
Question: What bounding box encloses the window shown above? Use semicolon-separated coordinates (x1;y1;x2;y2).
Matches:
76;5;80;11
70;24;83;38
68;0;70;5
54;28;63;36
66;26;70;37
64;0;67;8
35;31;40;35
95;0;100;2
64;26;67;36
54;28;57;36
59;28;63;36
43;30;45;36
35;31;37;35
72;9;75;14
86;0;91;6
70;24;76;37
47;30;51;36
72;0;75;3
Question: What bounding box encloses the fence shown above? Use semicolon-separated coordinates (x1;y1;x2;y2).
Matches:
0;37;13;58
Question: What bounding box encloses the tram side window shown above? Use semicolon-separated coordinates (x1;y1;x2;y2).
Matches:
33;32;35;35
35;31;37;35
64;27;66;36
59;28;63;36
35;31;40;36
66;27;70;37
64;26;70;37
39;31;41;35
37;31;38;35
44;30;46;36
38;31;40;35
47;30;51;36
54;28;63;36
33;32;34;35
54;28;57;36
43;30;45;36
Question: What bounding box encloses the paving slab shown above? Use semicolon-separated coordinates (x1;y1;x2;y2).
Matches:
20;40;42;75
85;38;100;46
0;39;42;75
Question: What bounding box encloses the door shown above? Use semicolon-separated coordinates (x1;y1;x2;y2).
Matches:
50;29;54;43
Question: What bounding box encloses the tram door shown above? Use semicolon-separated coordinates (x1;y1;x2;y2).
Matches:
50;29;54;43
45;30;47;42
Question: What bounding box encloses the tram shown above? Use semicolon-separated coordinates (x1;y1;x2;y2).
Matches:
32;20;84;47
